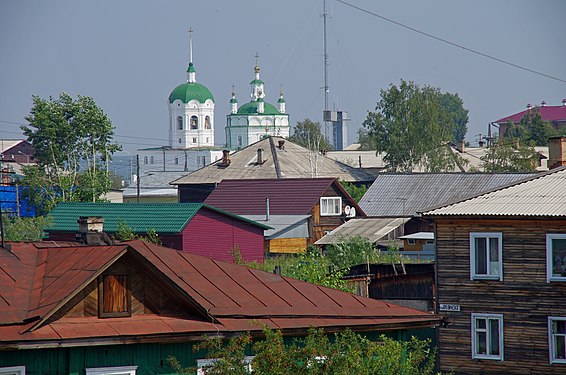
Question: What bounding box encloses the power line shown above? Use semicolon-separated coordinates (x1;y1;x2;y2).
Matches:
335;0;566;84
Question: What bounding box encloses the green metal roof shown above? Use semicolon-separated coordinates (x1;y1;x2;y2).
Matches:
229;98;238;103
47;202;271;234
236;101;281;115
277;97;285;103
250;79;264;85
169;82;215;104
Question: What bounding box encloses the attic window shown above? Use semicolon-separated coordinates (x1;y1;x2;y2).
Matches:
320;197;342;216
99;274;131;318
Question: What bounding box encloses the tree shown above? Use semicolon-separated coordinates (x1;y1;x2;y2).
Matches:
170;326;439;374
439;92;468;143
289;119;333;151
3;216;50;242
361;80;468;172
339;181;367;203
480;138;539;172
505;107;558;146
20;92;121;213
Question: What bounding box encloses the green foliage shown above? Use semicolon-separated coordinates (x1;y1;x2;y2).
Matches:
177;326;440;374
362;80;468;172
289;118;333;151
339;181;367;203
115;221;162;245
439;92;469;143
20;92;121;214
3;216;50;242
481;138;539;172
505;107;558;146
325;236;404;270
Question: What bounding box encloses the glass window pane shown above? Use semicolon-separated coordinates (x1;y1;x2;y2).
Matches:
489;238;499;261
321;199;328;214
556;335;566;359
489;319;500;355
476;318;486;329
475;238;487;274
476;332;487;355
552;239;566;277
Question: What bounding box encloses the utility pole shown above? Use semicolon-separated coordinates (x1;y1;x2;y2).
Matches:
322;0;330;143
136;154;140;203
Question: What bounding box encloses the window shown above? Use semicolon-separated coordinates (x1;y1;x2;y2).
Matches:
86;366;137;375
205;115;211;129
177;116;183;130
198;156;206;168
149;156;154;164
237;135;242;147
547;234;566;282
99;274;130;318
471;313;504;360
178;138;182;144
320;197;342;216
190;115;198;129
0;366;25;375
470;232;503;280
407;239;416;245
197;357;254;375
549;317;566;363
143;156;148;165
174;157;179;165
192;137;197;144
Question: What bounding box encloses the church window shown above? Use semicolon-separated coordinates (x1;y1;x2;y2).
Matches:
190;116;198;129
143;156;148;164
99;274;130;318
150;156;154;164
206;137;209;143
177;116;183;130
205;116;211;129
174;158;179;165
178;138;182;144
192;137;197;144
237;136;242;147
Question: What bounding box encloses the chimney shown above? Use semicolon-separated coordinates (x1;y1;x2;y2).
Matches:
220;149;231;167
459;140;465;153
562;98;566;107
278;140;285;150
548;136;566;170
541;100;547;107
78;216;104;234
77;216;114;245
527;103;532;110
257;148;264;164
265;196;270;221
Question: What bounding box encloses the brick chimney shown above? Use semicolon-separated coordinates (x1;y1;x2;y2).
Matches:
548;136;566;170
541;100;547;107
220;149;231;167
562;98;566;107
77;216;114;245
278;140;285;150
257;148;265;164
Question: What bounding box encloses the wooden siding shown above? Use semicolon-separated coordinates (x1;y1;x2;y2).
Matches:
310;184;358;244
182;207;265;263
266;237;307;254
435;217;566;375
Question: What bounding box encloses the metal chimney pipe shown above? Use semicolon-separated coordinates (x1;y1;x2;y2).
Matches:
265;196;270;221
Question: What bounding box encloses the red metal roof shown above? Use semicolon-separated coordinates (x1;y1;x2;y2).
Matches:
495;105;566;124
204;177;364;216
0;240;439;347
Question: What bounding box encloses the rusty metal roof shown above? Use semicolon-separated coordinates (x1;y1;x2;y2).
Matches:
423;167;566;217
0;240;440;346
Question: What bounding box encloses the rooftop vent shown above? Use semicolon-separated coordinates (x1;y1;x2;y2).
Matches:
257;148;265;165
220;149;231;167
541;100;547;107
527;103;532;110
278;140;285;150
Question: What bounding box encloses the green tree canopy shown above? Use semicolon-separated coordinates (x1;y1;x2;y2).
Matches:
505;107;559;146
361;80;468;172
480;137;539;172
289;118;333;151
20;92;121;214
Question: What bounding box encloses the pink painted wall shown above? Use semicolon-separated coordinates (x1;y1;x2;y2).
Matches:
182;208;265;263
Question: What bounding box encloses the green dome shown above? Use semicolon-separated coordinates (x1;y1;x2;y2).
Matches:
169;82;215;104
237;100;281;115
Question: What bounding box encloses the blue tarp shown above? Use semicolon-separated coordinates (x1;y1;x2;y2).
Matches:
0;186;36;217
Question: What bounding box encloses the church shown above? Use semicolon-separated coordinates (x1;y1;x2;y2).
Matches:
136;34;290;176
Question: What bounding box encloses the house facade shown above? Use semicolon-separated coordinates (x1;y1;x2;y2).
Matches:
423;167;566;374
46;202;270;263
0;240;441;374
494;99;566;138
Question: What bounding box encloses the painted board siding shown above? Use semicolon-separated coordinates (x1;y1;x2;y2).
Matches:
182;208;264;263
435;218;566;375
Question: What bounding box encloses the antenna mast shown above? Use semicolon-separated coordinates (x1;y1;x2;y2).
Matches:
323;0;330;142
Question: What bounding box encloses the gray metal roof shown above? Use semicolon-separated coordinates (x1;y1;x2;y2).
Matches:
171;137;374;185
122;171;187;198
359;172;539;216
398;232;434;240
423;167;566;217
315;217;405;245
243;215;310;239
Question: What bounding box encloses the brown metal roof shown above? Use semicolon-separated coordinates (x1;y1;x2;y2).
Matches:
0;240;439;346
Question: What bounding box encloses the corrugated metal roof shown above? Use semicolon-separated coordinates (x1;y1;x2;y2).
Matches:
0;240;440;344
398;232;434;240
243;215;310;239
315;218;405;245
359;172;539;216
171;137;374;184
495;104;566;124
423;167;566;217
47;202;270;233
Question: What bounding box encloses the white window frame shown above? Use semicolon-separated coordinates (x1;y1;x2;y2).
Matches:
470;232;503;281
0;366;25;375
197;356;254;375
471;313;504;361
320;197;342;216
546;234;566;282
85;366;137;375
549;317;566;364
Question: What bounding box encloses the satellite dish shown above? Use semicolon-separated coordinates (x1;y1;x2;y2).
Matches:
344;206;351;215
348;207;356;218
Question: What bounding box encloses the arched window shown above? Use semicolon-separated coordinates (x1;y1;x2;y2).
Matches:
237;135;242;147
150;156;154;164
204;116;211;129
144;156;148;164
190;116;198;130
177;116;183;130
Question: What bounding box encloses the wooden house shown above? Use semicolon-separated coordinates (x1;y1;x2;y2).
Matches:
171;137;374;203
0;240;441;374
204;177;365;253
422;167;566;374
46;202;271;263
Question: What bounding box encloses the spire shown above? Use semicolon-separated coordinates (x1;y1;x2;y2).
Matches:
254;51;260;75
230;84;238;114
278;84;286;113
250;52;265;101
187;27;196;83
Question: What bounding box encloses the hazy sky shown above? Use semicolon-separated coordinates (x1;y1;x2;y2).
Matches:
1;0;565;153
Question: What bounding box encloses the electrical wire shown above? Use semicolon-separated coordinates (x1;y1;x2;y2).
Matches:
335;0;566;84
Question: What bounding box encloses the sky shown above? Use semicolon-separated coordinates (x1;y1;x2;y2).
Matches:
1;0;565;153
